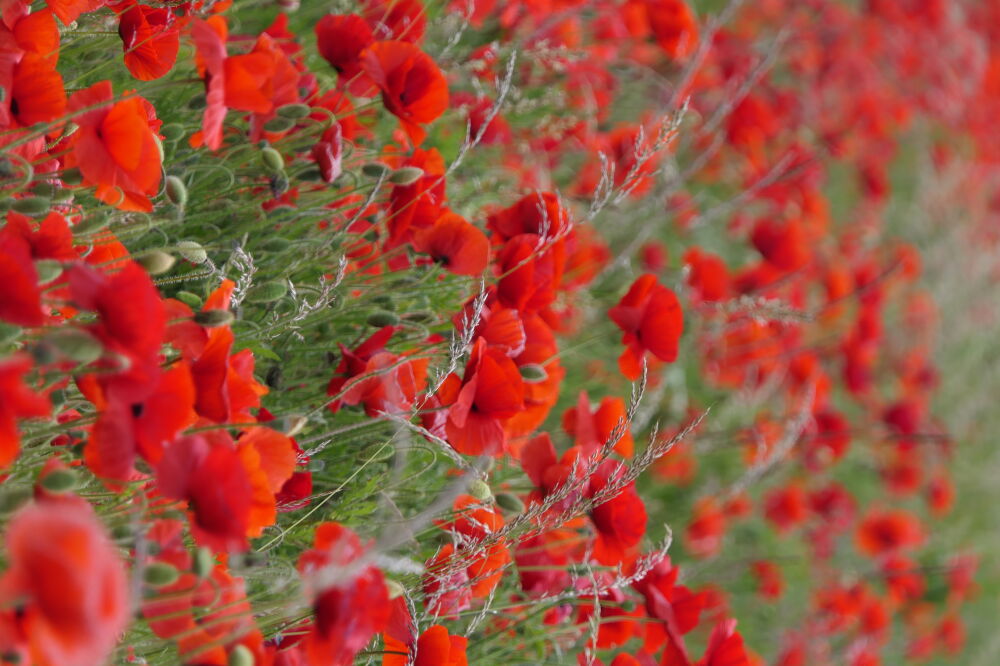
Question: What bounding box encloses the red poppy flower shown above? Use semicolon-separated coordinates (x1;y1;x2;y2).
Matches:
116;0;179;81
65;81;163;211
361;40;449;145
383;624;468;666
0;226;44;327
750;218;810;271
763;483;809;533
0;355;50;468
609;273;684;380
487;191;571;241
563;391;634;457
636;558;706;657
315;14;375;93
683;247;730;302
855;509;924;557
437;495;510;598
298;522;392;665
0;500;129;666
412;210;489;276
588;461;647;565
387;147;447;247
430;337;525;456
496;233;566;312
45;0;104;27
642;0;699;59
190;16;228;150
0;52;65;129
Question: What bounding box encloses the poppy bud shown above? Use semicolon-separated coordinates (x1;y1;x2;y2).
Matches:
519;364;548;383
619;599;637;612
468;479;492;501
262;237;292;252
45;329;103;364
73;212;110;234
193;547;214;579
11;196;50;216
385;579;405;599
361;162;390;179
52;187;74;203
402;310;435;323
389;166;425;185
277;103;311;119
31;182;56;198
39;468;79;494
228;645;255;666
495;492;525;514
61;166;83;185
264;116;295;133
261;147;285;173
177;291;203;309
0;322;20;346
193;309;235;328
143;562;180;588
248;281;288;303
284;415;308;437
161;123;185;141
177;240;208;264
110;524;132;542
165;175;187;206
35;260;62;284
187;93;206;110
366;310;400;327
361;442;395;463
136;250;176;275
0;486;31;515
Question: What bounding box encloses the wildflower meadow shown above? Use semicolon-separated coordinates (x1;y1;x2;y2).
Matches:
0;0;997;664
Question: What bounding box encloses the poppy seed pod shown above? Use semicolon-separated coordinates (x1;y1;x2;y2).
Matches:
261;146;285;173
389;166;425;185
193;309;235;328
165;175;187;206
136;250;176;275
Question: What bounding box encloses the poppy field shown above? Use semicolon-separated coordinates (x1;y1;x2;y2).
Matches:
1;0;998;664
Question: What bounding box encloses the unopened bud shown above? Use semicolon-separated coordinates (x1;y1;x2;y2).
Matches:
35;259;62;284
389;166;424;185
248;281;288;303
518;364;548;383
39;468;79;493
192;547;214;579
468;479;492;501
366;310;400;327
385;579;405;599
143;562;180;588
261;147;285;173
176;291;203;309
73;212;109;235
46;329;103;364
284;415;308;438
228;644;255;666
136;250;176;275
262;237;292;252
177;240;207;265
160;123;185;141
277;103;311;119
31;182;56;198
0;486;31;514
194;309;235;328
61;166;83;186
263;116;295;134
361;162;390;179
11;196;50;216
495;492;525;514
165;175;187;206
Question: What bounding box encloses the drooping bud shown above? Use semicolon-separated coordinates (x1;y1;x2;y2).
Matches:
468;479;493;501
73;212;110;235
35;260;62;284
260;146;285;173
193;309;235;328
389;166;425;185
165;175;187;206
361;162;390;179
177;240;208;264
176;291;203;309
11;196;50;216
0;486;31;515
277;103;311;119
45;329;103;364
247;281;288;303
228;644;255;666
263;116;295;134
39;468;79;494
495;492;525;514
366;310;400;327
143;562;180;588
136;250;176;275
192;547;214;579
